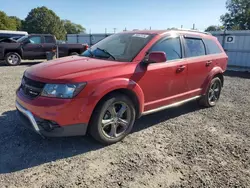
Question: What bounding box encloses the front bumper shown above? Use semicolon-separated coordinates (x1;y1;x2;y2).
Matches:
16;101;88;137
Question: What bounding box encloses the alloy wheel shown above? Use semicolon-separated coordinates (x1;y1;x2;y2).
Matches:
208;80;220;105
7;54;19;65
101;102;131;139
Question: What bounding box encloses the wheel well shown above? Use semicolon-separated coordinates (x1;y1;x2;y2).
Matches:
4;50;22;58
93;89;140;119
214;73;224;87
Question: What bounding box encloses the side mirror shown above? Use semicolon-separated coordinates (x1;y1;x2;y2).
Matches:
145;51;167;64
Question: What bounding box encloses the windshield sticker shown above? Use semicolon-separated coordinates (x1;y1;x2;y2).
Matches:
132;34;149;38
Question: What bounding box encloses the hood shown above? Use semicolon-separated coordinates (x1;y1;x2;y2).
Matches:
25;56;128;83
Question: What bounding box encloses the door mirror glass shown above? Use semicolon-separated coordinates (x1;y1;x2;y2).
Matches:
145;51;167;64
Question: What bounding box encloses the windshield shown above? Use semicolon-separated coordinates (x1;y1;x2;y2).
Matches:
81;33;154;62
17;35;28;42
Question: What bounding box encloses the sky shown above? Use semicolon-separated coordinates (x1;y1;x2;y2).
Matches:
1;0;227;33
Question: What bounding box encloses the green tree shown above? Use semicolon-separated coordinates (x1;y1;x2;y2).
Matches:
22;6;66;39
9;16;22;30
0;11;17;30
221;0;250;30
205;25;224;32
63;20;85;34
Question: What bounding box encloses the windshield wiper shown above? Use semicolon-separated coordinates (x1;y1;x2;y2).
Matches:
96;47;116;60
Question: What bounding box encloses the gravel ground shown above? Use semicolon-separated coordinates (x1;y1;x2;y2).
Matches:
0;62;250;188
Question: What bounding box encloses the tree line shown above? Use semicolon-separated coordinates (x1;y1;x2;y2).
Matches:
0;6;85;40
205;0;250;32
1;0;249;37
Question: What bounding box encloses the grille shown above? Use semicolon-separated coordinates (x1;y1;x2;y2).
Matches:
20;76;45;98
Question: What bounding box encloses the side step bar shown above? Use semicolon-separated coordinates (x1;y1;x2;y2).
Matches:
142;96;201;116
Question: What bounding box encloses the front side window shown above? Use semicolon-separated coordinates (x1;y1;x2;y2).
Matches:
81;33;154;62
184;38;205;58
28;36;41;44
203;38;223;55
149;37;182;61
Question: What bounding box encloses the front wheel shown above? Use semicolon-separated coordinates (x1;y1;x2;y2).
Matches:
199;77;222;107
5;52;21;66
89;94;136;145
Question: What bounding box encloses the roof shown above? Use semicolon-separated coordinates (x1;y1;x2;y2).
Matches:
122;29;212;37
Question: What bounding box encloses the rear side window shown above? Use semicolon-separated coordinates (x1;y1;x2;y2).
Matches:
150;37;182;61
203;38;223;54
44;36;55;43
184;38;205;58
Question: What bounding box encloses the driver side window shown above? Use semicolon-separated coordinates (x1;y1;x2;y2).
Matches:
28;36;41;44
149;37;182;61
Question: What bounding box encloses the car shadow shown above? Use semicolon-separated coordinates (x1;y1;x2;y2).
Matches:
225;70;250;79
0;101;200;174
0;61;43;67
133;100;201;133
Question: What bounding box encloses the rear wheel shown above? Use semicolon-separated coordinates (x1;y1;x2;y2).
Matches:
5;52;21;66
199;77;222;107
89;94;136;145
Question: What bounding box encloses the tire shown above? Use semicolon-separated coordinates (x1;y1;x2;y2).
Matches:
89;93;136;145
5;52;21;66
199;77;222;107
69;52;79;56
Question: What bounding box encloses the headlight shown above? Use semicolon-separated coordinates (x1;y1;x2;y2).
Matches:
41;83;86;98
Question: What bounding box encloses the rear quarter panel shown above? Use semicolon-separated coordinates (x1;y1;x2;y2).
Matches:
201;53;228;94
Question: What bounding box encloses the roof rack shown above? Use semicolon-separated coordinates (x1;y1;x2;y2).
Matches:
169;28;212;35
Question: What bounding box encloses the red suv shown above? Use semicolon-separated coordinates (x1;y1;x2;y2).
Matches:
16;30;228;144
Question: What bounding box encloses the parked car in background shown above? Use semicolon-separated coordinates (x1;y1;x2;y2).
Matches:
16;29;228;144
0;30;28;40
0;34;88;65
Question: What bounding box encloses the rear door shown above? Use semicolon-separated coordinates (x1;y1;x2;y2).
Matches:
22;36;45;59
42;35;56;55
137;36;189;111
183;36;213;97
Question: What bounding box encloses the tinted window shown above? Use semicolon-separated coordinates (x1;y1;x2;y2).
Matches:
185;38;205;57
150;37;182;61
29;36;41;44
204;38;222;54
44;36;55;43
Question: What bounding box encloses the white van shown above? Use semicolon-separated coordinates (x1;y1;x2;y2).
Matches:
0;30;28;40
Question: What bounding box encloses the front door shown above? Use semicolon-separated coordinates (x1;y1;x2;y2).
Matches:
136;36;189;111
22;36;45;59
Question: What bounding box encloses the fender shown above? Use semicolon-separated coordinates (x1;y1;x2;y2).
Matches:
91;78;145;114
202;66;224;94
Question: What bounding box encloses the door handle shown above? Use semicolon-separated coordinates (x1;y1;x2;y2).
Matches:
176;65;186;73
206;60;212;66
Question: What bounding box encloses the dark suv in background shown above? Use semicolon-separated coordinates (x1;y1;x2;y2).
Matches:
0;34;88;66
